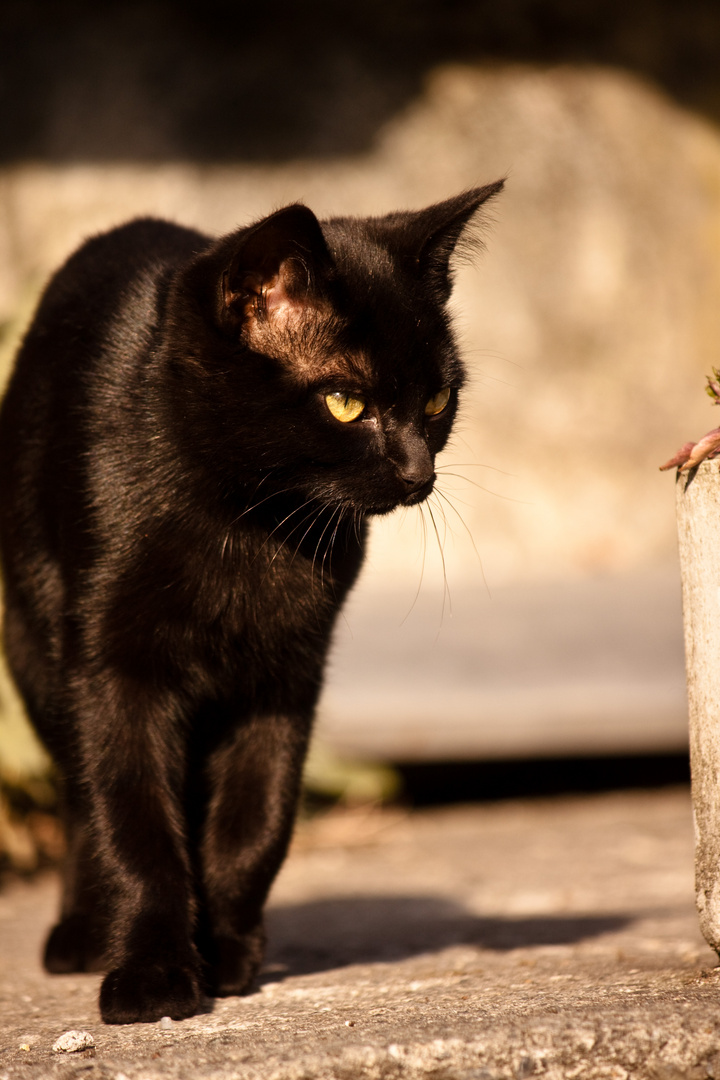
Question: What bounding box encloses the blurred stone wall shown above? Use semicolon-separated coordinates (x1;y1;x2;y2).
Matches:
2;2;720;779
1;61;719;592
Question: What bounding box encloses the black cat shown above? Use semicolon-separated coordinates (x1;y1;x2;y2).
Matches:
0;183;503;1024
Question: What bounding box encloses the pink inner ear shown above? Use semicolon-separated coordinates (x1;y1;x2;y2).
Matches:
262;262;295;315
229;258;307;322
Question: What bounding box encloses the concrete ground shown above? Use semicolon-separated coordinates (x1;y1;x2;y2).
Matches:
0;786;718;1079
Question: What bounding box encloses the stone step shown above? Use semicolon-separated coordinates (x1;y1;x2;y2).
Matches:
318;567;687;760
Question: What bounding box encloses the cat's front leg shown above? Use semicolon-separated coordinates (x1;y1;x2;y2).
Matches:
198;712;310;996
44;786;110;974
69;681;203;1024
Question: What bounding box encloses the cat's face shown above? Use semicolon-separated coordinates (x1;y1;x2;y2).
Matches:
180;185;503;517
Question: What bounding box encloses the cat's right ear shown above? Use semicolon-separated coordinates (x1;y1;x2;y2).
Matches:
218;205;332;332
401;181;505;302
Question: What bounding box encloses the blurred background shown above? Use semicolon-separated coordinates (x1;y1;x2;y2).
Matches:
2;0;720;862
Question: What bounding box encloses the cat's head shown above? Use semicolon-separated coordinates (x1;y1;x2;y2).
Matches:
179;183;503;516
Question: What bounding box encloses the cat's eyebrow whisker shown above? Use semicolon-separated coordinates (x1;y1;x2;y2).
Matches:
464;346;523;368
452;432;483;462
462;366;519;389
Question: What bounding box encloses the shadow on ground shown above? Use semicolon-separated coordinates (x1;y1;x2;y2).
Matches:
264;895;632;978
397;755;690;806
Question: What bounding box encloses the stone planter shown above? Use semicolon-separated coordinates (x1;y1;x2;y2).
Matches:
677;460;720;952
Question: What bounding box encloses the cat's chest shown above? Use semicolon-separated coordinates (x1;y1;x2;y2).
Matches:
217;510;363;620
189;542;356;703
223;553;338;638
102;517;362;675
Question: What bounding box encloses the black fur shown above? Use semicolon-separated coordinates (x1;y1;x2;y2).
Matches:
0;183;503;1024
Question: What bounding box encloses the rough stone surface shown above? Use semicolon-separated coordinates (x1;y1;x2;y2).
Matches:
0;788;717;1078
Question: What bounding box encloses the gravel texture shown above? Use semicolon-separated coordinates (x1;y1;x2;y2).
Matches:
0;787;717;1079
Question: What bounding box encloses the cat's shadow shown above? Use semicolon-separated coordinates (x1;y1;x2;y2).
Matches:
261;895;632;981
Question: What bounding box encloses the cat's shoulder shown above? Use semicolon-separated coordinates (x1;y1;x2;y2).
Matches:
27;217;211;337
59;217;211;281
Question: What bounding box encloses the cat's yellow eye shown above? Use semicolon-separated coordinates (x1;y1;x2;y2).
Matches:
325;392;365;423
424;387;451;416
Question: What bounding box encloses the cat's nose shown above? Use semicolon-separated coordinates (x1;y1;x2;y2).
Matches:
400;468;435;495
398;463;436;504
392;437;435;502
390;431;435;503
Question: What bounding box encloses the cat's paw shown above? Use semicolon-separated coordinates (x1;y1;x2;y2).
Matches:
99;961;202;1024
44;916;107;974
205;928;266;997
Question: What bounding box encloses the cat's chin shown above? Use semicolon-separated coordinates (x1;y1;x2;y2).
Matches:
364;505;397;517
365;496;429;516
403;486;435;508
374;481;436;514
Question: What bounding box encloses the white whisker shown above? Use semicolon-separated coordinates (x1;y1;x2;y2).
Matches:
437;461;515;477
433;486;490;599
426;498;451;626
400;502;428;626
437;469;529;504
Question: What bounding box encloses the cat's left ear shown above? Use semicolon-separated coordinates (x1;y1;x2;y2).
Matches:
405;181;505;300
220;204;332;329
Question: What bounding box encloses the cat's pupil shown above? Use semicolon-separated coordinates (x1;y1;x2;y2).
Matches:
425;386;451;416
325;391;365;423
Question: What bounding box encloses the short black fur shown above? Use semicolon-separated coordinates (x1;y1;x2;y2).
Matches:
0;184;503;1024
